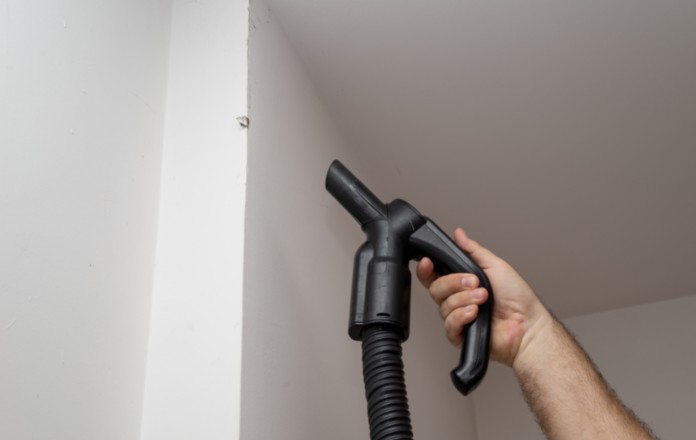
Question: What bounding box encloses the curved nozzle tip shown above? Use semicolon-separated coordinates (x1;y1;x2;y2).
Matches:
325;160;387;226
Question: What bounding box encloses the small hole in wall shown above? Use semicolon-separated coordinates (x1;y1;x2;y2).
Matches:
377;313;390;318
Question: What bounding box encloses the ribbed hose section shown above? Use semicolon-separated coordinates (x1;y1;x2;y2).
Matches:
361;326;414;440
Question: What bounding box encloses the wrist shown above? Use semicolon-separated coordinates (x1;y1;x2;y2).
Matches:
511;305;556;376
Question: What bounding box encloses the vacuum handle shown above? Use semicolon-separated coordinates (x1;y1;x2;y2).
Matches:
410;220;493;395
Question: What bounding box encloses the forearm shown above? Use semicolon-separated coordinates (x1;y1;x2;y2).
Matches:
512;311;657;440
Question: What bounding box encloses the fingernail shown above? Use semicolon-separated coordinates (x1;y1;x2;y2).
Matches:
470;289;484;300
462;276;477;288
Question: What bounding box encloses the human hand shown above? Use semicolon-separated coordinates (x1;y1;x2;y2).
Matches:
416;228;551;367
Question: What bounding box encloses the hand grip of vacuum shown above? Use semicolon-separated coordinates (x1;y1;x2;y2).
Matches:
409;220;493;395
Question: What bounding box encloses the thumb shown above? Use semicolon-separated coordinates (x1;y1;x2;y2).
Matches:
454;228;502;270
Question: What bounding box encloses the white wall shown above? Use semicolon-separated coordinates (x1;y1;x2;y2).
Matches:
139;1;248;439
242;2;478;438
0;1;170;439
473;295;696;440
242;3;366;438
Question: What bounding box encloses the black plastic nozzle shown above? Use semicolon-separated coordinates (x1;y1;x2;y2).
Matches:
325;160;387;226
326;159;492;398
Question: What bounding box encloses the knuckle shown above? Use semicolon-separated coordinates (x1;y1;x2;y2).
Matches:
454;307;469;323
440;291;468;318
445;320;463;347
428;286;440;302
456;305;478;324
439;298;452;319
433;274;467;301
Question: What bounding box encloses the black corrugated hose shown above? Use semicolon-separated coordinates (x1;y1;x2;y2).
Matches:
361;325;414;440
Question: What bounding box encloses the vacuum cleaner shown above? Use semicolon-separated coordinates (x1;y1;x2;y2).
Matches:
325;160;494;440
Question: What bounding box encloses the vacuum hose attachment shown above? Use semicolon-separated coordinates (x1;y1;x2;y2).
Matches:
326;160;493;438
362;326;413;440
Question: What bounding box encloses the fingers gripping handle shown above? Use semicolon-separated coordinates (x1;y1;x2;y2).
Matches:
410;220;493;395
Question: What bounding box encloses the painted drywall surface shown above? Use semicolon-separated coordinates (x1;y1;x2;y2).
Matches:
242;4;366;438
0;1;170;439
138;1;248;439
473;295;696;440
242;2;477;438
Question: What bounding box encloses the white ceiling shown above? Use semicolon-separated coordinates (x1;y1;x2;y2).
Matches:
267;0;696;317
